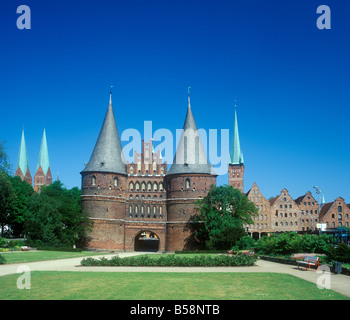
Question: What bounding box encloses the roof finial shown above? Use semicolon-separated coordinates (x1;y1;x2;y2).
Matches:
188;86;191;107
234;99;237;109
109;85;114;105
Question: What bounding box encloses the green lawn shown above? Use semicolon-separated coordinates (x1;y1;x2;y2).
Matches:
1;250;110;264
0;271;348;300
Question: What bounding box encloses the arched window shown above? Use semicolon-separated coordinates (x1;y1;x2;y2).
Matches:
159;182;163;191
147;206;151;218
135;182;140;191
153;206;157;218
185;179;190;189
130;166;134;174
92;176;96;186
338;206;342;213
153;182;158;191
338;214;342;221
147;182;152;191
129;205;133;217
141;206;144;218
113;177;118;187
141;182;146;191
135;206;138;217
129;182;134;191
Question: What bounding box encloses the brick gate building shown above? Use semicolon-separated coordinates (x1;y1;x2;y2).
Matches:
80;92;217;251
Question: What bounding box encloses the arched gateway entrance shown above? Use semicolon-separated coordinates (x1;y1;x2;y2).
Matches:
134;231;160;252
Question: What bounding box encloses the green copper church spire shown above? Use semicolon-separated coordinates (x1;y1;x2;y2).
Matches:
36;128;50;175
229;105;244;165
16;129;30;176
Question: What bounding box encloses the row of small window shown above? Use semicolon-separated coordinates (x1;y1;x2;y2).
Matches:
301;219;318;223
129;194;163;199
303;201;315;206
91;176;118;187
167;179;192;189
129;164;165;174
249;224;269;229
129;181;164;192
128;205;163;219
252;215;268;221
275;221;298;227
280;204;293;209
301;210;318;215
331;214;349;220
275;212;298;218
329;222;349;227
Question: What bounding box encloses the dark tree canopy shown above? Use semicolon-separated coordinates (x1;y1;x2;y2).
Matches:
24;181;91;248
195;185;258;250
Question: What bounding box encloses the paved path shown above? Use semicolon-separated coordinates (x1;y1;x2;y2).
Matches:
1;252;350;298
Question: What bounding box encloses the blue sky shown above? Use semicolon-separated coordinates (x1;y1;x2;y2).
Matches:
0;0;349;203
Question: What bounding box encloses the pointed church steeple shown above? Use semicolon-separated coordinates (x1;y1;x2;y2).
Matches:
228;103;245;193
229;104;244;165
15;129;32;185
36;128;50;175
34;129;52;192
167;90;215;176
81;92;126;175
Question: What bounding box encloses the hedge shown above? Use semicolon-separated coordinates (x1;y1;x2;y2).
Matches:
0;254;6;265
81;254;257;267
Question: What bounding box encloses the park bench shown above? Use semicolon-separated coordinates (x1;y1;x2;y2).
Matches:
296;256;319;270
227;249;255;257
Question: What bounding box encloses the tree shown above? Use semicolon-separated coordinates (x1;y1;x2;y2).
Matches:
24;181;91;248
8;176;34;236
0;172;15;237
0;140;14;236
195;185;258;250
0;140;11;174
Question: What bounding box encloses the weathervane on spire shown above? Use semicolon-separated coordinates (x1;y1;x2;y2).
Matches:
234;99;237;109
109;85;114;104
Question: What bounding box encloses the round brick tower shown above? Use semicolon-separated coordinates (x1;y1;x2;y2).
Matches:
165;93;217;251
81;93;127;250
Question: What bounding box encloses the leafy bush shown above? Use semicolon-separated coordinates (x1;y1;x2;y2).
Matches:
0;254;6;264
81;254;257;267
206;226;246;250
0;237;8;248
326;243;350;263
8;239;25;248
234;235;256;250
255;232;333;255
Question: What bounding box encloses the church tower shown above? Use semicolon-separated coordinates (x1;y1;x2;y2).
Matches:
80;92;128;250
14;129;32;185
228;106;245;193
34;129;52;192
165;90;217;251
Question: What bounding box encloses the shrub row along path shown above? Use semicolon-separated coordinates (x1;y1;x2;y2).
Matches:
1;251;350;298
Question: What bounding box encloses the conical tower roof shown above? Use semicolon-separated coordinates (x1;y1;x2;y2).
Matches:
16;129;30;176
36;128;50;175
229;107;244;165
167;93;215;176
81;93;126;175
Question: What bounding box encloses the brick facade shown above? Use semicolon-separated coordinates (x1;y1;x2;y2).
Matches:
320;197;350;229
228;163;244;193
